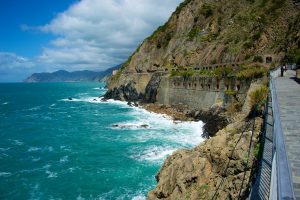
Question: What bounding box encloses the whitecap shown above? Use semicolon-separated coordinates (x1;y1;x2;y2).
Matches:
68;167;75;173
12;140;24;146
1;153;10;157
0;147;10;151
76;194;85;200
46;170;57;178
61;96;128;107
0;172;12;177
124;107;205;146
28;147;41;152
28;106;41;111
32;157;41;162
47;146;53;152
59;156;69;163
131;146;176;163
111;122;150;130
50;104;56;107
2;102;9;105
60;145;71;152
132;195;146;200
43;164;51;169
93;87;106;90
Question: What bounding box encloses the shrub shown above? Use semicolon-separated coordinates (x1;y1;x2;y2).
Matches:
236;65;267;80
200;3;213;18
243;40;254;49
225;89;237;96
170;70;180;77
227;102;242;114
170;69;194;78
249;85;268;111
214;67;234;78
253;143;261;158
188;27;200;40
286;47;300;66
253;55;263;63
182;71;194;79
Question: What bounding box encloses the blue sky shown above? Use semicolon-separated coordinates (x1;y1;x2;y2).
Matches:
0;0;77;57
0;0;182;82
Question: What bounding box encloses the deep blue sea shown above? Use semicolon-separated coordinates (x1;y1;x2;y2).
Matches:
0;82;204;200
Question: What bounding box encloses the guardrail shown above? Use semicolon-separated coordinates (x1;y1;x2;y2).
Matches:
269;67;295;200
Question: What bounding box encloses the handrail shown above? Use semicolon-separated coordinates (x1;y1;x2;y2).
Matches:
269;67;295;200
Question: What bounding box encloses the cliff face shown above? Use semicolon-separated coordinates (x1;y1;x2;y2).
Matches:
147;82;264;199
103;0;299;198
106;0;300;98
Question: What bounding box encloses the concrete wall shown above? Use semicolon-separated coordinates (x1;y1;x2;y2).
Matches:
156;76;249;109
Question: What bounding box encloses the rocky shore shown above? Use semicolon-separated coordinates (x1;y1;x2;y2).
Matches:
146;81;265;200
142;103;228;138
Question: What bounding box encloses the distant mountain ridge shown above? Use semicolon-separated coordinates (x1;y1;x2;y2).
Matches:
23;65;120;83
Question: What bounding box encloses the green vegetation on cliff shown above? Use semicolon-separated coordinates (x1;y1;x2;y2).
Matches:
170;64;268;80
108;0;299;89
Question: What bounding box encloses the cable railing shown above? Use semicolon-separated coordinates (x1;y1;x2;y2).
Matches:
211;119;256;200
269;67;295;200
211;67;295;199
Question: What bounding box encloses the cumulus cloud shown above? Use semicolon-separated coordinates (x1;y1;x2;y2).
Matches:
0;0;182;81
37;0;182;70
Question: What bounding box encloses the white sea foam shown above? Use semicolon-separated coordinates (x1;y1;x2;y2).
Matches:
132;195;146;200
131;146;176;162
28;106;41;111
76;194;85;200
46;170;57;178
1;153;10;157
61;96;128;107
12;139;24;146
28;147;41;152
0;172;12;177
50;104;56;107
43;164;51;169
111;122;150;130
68;167;75;173
47;146;53;152
59;156;69;163
0;147;10;151
126;107;205;146
93;87;106;90
60;145;71;152
2;102;9;105
32;157;41;162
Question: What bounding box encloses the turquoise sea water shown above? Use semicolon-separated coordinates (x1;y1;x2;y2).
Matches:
0;82;204;200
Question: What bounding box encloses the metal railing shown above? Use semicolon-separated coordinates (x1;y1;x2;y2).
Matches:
269;67;295;200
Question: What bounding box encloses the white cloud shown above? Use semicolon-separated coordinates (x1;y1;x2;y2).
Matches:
0;0;182;81
37;0;182;70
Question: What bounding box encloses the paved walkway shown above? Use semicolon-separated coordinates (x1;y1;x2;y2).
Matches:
274;70;300;199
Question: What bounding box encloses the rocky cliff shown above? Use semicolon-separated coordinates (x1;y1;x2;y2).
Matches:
106;0;299;99
103;0;299;198
147;82;265;199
